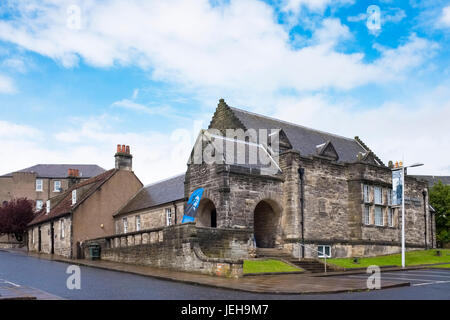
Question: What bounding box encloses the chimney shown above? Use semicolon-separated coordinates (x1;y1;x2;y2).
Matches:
68;168;81;188
115;144;133;171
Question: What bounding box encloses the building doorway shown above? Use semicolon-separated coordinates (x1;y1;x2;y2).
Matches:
196;199;217;228
253;200;280;248
50;222;55;254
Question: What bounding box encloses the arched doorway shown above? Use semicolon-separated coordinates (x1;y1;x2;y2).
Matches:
253;200;280;248
196;199;217;228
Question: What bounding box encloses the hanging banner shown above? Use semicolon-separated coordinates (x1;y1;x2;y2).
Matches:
182;188;204;223
392;170;403;206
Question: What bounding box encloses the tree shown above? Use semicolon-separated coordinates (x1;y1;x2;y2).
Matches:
0;198;35;240
429;180;450;247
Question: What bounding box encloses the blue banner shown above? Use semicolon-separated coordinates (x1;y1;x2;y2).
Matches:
182;188;204;223
392;170;403;206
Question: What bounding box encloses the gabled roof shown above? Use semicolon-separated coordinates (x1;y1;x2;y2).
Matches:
209;100;381;164
115;174;185;217
1;164;105;178
28;169;118;226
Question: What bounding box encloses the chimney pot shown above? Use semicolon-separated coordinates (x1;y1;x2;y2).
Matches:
122;144;126;153
117;144;121;153
126;146;130;154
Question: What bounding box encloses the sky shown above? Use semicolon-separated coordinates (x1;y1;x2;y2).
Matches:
0;0;449;184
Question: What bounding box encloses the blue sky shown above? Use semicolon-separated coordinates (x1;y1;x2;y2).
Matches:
0;0;449;183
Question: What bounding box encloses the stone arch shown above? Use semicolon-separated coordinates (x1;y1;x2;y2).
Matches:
196;198;217;228
253;196;283;248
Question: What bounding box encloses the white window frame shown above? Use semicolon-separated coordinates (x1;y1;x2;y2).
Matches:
36;200;43;211
374;206;383;226
165;208;172;226
318;245;331;258
135;215;141;232
53;180;61;192
363;184;370;203
123;218;128;234
36;179;43;192
60;219;65;239
72;190;77;205
387;189;392;206
374;186;382;205
46;200;51;214
388;208;394;227
364;205;370;225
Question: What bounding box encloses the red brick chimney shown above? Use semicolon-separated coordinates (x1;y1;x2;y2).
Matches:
115;144;133;171
67;168;81;188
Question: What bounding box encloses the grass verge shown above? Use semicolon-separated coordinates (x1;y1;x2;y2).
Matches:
325;249;450;269
243;259;301;274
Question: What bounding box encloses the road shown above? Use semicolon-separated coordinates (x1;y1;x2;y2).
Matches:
1;250;449;300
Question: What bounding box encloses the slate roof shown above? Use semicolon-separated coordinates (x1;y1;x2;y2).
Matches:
411;175;450;188
28;169;118;226
1;164;105;178
228;106;371;164
115;174;185;216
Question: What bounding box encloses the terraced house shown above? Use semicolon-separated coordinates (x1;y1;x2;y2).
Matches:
115;99;436;259
27;146;142;258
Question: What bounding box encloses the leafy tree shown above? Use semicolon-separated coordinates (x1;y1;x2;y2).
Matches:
429;180;450;247
0;198;35;240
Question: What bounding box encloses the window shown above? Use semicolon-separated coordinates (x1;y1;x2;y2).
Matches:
123;218;128;234
318;245;331;258
388;208;394;227
364;205;370;225
32;229;34;244
60;219;65;239
165;208;172;226
135;215;141;232
53;180;61;192
375;206;383;226
36;200;43;211
46;200;51;214
36;179;43;192
363;184;370;203
72;190;77;205
387;189;392;206
374;186;382;205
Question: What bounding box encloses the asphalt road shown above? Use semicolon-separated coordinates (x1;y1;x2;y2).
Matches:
1;250;449;300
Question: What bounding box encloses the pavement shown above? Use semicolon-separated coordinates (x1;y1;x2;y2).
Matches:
27;251;409;295
0;279;60;300
1;249;449;299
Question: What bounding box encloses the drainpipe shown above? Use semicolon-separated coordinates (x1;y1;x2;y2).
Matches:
298;168;305;258
173;202;177;224
422;190;427;250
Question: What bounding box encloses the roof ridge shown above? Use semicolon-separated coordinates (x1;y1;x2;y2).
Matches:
143;173;185;188
229;106;357;142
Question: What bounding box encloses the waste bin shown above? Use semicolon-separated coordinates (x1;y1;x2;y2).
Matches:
88;243;101;260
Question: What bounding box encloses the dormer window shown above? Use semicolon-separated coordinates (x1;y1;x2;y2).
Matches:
46;200;51;214
72;190;77;205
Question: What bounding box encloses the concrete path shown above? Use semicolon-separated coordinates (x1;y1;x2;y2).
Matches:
27;252;409;294
0;279;61;300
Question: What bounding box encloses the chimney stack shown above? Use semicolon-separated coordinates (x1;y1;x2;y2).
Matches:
67;168;81;188
115;144;133;171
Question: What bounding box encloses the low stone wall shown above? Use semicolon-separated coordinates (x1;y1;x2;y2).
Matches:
0;233;24;249
196;226;253;259
83;223;249;278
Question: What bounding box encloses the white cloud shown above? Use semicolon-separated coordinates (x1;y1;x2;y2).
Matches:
440;6;450;27
0;74;17;93
272;87;450;175
0;115;203;184
111;99;174;116
0;0;436;95
282;0;353;14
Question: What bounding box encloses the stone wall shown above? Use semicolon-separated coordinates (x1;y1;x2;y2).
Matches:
27;217;72;258
83;223;246;278
0;233;24;249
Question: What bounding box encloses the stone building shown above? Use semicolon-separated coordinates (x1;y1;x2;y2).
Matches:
116;100;435;259
0;164;105;210
27;146;143;258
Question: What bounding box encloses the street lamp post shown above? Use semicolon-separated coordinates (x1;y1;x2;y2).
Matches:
398;162;424;268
